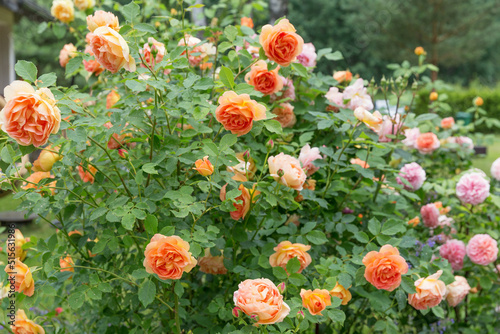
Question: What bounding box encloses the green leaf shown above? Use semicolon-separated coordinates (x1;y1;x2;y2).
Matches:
306;230;328;245
354;231;370;243
121;1;140;22
67;127;87;143
286;257;301;274
125;80;147;92
338;273;352;288
324;51;343;61
381;219;406;236
264;120;283;134
37;73;57;87
272;266;288;280
224;25;238;42
90;207;107;221
65;56;82;77
291;62;308;77
174;281;184;296
144;214;158;234
138;280;156;307
219;134;237;150
68;292;85;309
368;218;381;235
327;309;346;325
401;276;416;294
219;66;235;89
121;213;135;230
142;163;158;174
15;60;37;83
431;306;445;318
18;145;37;155
131;269;149;280
134;23;157;33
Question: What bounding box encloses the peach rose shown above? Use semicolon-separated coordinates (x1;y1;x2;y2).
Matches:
11;310;45;334
362;244;408;291
445;276;470;307
51;0;74;23
300;289;331;316
415;132;440;154
407;217;420;227
268;153;306;191
329;283;352;305
0;81;61;147
333;70;353;83
226;152;257;182
408;270;447;310
194;156;214;176
78;164;97;184
86;10;119;32
9;229;28;261
429;92;438;101
303;178;316;191
269;241;312;273
104;122;135;149
140;37;166;69
106;90;120;109
88;27;136;73
272;103;296;128
245;60;283;95
354;107;383;132
220;184;258;220
234;278;290;325
143;234;197;280
259;19;304;67
74;0;94;10
60;255;74;272
5;259;35;297
414;46;425;56
23;172;56;194
350;158;370;168
473;96;483;107
198;248;227;275
241;17;254;28
83;46;104;75
33;146;62;172
178;34;215;67
59;44;77;68
441;117;455;129
215;91;266;136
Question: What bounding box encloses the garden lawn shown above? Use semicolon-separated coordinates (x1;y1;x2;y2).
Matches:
472;135;500;176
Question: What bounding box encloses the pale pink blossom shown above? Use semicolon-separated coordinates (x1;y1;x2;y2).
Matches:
445;276;470;307
325;87;345;108
140;37;166;68
439;240;466;270
299;144;323;176
455;172;490;205
490;158;500;181
421;203;440;228
296;43;317;67
396;162;426;191
378;114;402;142
448;136;474;150
343;78;373;111
402;128;421;149
466;234;498;265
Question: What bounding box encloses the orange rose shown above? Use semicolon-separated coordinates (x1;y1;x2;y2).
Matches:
429;92;438;101
11;310;45;334
408;270;446;310
414;46;425;56
440;117;455;129
88;27;136;73
269;241;312;273
329;283;352;305
104;122;135;149
415;132;440;154
220;184;259;220
241;17;254;28
226;152;257;182
78;164;97;184
194;156;214;176
259;19;304;67
245;60;283;95
350;158;370;168
0;81;61;147
60;256;74;272
33;146;62;172
272;103;296;128
268;153;306;191
198;248;227;275
86;10;119;32
59;43;77;68
300;289;331;315
5;259;35;297
83;45;104;75
9;229;28;261
23;172;56;194
215;91;266;136
51;0;74;23
407;216;420;227
106;90;120;109
143;234;197;280
473;96;483;107
303;179;316;191
333;70;353;83
362;244;408;291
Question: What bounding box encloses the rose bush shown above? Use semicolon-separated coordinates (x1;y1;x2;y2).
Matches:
0;2;499;334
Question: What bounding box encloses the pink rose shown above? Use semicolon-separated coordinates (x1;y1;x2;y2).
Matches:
402;128;421;149
397;162;426;191
268;153;307;191
490;158;500;181
420;203;440;228
270;76;296;102
445;276;470;307
408;270;447;310
88;27;136;73
325;87;345;108
415;132;440;154
296;43;317;67
377;114;402;143
441;117;455;129
233;278;290;325
299;144;323;176
343;78;374;111
439;240;466;270
455;172;490;205
0;81;61;147
466;234;498;265
178;35;215;67
59;43;77;68
140;37;166;69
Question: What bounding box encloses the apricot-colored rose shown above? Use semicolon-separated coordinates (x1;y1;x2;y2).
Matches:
194;156;214;176
429;92;438;101
33;146;62;172
329;283;352;305
259;19;304;67
445;276;470;307
5;259;35;297
350;158;370;168
198;248;227;275
59;44;77;68
83;46;104;75
245;60;283;95
9;229;28;261
362;244;408;291
408;270;447;310
354;107;383;132
74;0;94;10
473;96;483;107
415;132;440;154
333;70;353;83
51;0;74;23
88;27;136;73
86;10;119;32
215;91;266;136
11;310;45;334
178;34;216;67
268;153;306;191
104;122;135;149
407;216;420;227
414;46;425;56
106;90;120;109
241;17;254;28
234;278;290;325
0;81;61;147
220;184;259;220
227;152;257;182
272;103;296;128
300;289;331;315
140;37;166;69
303;178;316;191
60;256;74;272
269;241;312;273
23;172;56;194
143;234;197;280
78;164;97;184
441;117;455;129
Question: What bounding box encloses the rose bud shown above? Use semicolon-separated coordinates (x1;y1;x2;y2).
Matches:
232;307;241;318
297;310;305;319
194;156;214;176
277;282;286;294
277;169;285;177
118;149;129;159
266;139;274;150
250;314;259;322
55;307;63;315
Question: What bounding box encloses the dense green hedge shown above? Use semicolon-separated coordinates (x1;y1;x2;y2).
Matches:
415;85;500;133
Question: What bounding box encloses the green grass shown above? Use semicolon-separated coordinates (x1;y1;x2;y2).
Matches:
472;135;500;176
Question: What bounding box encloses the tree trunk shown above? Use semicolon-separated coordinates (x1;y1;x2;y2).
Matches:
269;0;288;24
